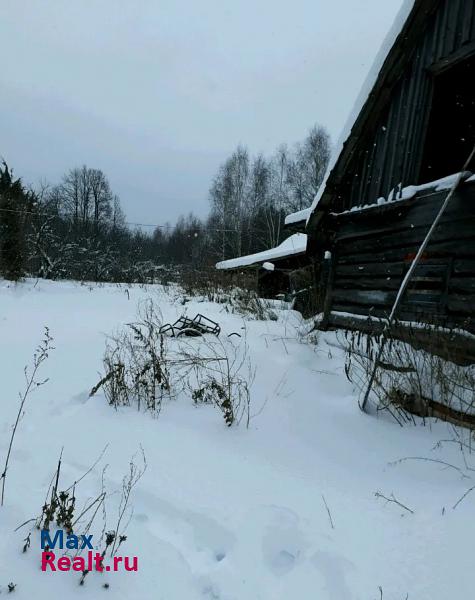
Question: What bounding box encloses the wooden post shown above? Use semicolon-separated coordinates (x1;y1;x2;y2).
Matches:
320;252;335;330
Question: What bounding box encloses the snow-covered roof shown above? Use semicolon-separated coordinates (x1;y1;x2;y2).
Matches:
307;0;417;223
216;233;307;270
332;173;468;216
284;208;311;226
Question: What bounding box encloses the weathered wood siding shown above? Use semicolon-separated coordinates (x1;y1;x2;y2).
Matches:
325;181;475;333
334;0;475;212
254;254;309;298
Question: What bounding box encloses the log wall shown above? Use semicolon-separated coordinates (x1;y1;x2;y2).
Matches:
324;181;475;336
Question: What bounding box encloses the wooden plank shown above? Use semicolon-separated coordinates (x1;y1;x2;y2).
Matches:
337;239;475;265
325;312;475;366
386;84;405;202
412;70;434;183
335;209;475;244
453;259;475;275
332;289;395;307
368;113;390;201
335;277;401;291
404;291;443;304
335;261;405;277
335;190;475;233
336;221;475;256
333;185;475;237
450;277;475;294
320;254;336;330
410;263;449;276
400;40;426;188
356;147;371;209
444;0;460;56
364;137;379;204
448;295;475;314
334;273;451;293
337;259;452;276
461;0;474;44
429;39;475;74
435;0;449;61
331;303;389;319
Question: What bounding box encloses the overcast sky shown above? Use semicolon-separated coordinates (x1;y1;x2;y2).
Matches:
0;0;403;225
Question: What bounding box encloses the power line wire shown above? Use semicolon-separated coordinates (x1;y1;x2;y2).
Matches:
0;206;239;233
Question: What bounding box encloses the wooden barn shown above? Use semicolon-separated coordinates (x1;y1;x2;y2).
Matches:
216;233;309;301
305;0;475;362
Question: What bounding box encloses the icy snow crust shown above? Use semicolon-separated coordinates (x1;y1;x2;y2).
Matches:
216;233;307;270
1;279;475;599
307;0;417;222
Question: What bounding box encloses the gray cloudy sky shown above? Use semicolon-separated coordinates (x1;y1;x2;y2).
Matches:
0;0;403;225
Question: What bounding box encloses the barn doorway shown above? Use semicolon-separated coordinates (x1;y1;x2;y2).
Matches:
419;55;475;184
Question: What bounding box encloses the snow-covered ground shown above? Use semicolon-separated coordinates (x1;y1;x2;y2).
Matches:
0;279;474;599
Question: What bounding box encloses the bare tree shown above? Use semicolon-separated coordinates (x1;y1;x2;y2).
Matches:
245;154;270;252
90;168;113;232
265;145;290;247
29;182;66;278
288;125;330;210
230;146;249;256
58;165;112;233
209;146;249;260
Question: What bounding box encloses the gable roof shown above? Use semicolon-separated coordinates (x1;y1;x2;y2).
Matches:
307;0;439;229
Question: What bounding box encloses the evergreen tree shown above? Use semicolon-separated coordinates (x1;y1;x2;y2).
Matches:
0;162;30;280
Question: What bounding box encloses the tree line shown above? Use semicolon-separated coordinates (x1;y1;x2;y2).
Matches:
0;124;330;282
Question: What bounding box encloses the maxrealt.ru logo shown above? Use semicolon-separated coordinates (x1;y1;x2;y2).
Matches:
41;530;138;573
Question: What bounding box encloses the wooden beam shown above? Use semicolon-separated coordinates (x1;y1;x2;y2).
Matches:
428;40;475;74
324;311;475;365
320;256;336;330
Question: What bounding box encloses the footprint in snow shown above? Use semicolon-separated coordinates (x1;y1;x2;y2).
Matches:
134;513;149;523
71;391;91;404
311;550;355;600
261;506;309;575
201;581;221;599
136;489;236;569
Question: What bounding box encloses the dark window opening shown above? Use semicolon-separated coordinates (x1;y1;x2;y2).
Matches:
419;56;475;184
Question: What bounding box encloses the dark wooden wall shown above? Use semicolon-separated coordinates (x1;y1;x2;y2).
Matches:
252;254;308;297
334;0;475;212
323;181;475;335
